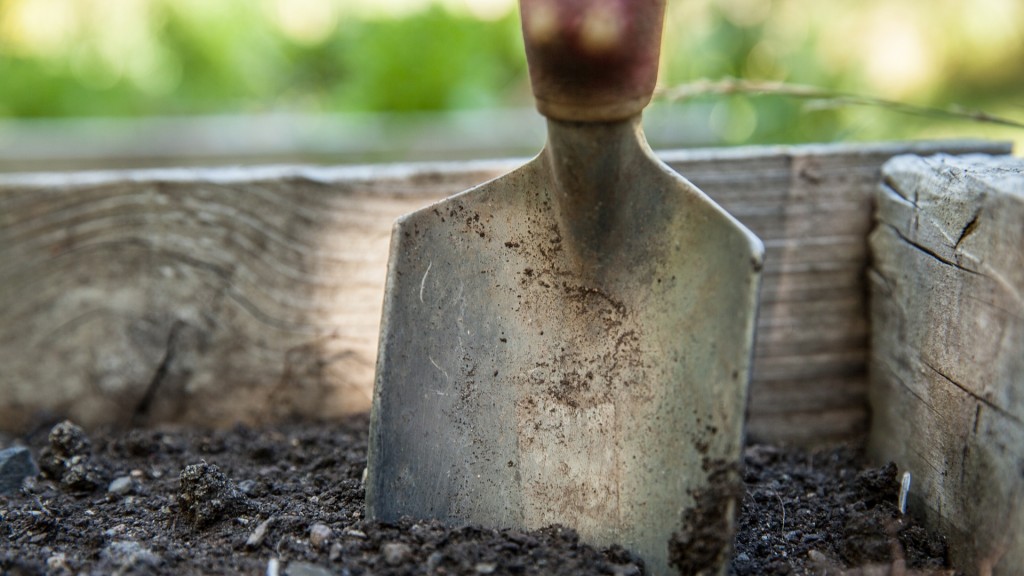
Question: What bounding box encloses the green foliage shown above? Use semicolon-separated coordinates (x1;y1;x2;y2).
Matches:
0;0;1020;146
0;2;525;118
328;7;525;112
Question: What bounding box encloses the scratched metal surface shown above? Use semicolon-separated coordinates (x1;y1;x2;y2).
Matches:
367;117;762;575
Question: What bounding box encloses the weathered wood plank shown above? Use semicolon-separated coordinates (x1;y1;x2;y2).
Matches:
746;407;868;446
868;153;1024;575
0;141;1011;445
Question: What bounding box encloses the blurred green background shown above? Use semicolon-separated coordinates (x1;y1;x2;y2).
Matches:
0;0;1021;167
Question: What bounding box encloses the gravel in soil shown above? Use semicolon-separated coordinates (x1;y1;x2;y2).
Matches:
1;416;957;575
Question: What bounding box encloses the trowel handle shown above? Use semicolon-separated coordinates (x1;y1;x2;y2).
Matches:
520;0;665;122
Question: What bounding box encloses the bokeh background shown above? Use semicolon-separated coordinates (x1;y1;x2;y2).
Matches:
1;0;1021;169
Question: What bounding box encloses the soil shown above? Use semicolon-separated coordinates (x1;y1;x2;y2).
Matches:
730;445;956;576
1;415;958;576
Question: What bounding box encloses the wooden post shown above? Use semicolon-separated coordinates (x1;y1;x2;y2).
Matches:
869;153;1024;574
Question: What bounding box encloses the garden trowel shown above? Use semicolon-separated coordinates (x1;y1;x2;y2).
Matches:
367;1;763;573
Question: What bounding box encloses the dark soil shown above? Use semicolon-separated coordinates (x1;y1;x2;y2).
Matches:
0;416;957;575
731;445;957;576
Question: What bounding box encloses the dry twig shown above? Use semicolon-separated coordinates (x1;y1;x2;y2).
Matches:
656;78;1024;130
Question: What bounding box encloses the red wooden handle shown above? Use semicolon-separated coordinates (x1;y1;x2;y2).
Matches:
520;0;665;122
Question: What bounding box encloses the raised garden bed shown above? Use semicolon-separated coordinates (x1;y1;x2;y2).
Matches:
1;140;1019;574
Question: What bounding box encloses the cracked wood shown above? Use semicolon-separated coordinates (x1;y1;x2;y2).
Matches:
868;153;1024;575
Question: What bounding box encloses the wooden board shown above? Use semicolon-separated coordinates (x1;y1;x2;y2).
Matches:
0;140;1011;444
868;153;1024;574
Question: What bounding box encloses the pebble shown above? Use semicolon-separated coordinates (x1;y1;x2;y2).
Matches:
426;551;445;571
610;564;641;576
807;549;837;569
100;540;160;571
104;524;127;538
309;523;333;550
247;517;273;548
108;476;134;496
285;562;334;576
343;528;367;539
266;558;281;576
382;542;412;565
328;543;343;562
0;446;39;495
46;553;69;571
475;562;496;574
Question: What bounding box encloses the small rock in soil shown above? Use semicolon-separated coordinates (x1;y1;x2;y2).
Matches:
46;553;70;572
0;446;38;495
610;564;642;576
247;517;274;548
99;540;161;573
238;478;264;496
285;562;333;576
108;475;134;496
177;461;249;529
382;541;412;565
328;543;343;562
309;523;333;550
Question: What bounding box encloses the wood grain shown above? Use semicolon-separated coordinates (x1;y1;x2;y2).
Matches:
868;153;1023;574
0;141;1011;444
